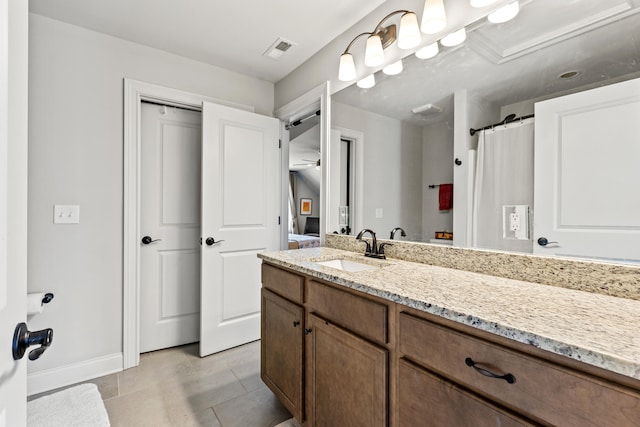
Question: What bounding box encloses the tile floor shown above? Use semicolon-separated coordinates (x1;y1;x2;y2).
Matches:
30;340;293;426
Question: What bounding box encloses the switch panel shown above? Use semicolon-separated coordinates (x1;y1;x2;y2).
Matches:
503;205;529;240
375;208;384;219
54;205;80;224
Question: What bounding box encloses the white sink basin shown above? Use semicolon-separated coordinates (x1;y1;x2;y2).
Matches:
315;259;378;272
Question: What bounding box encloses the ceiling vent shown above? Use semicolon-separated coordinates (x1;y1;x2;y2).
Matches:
412;103;443;116
263;37;297;60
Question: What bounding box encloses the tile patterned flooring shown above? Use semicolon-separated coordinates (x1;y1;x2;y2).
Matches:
30;341;292;426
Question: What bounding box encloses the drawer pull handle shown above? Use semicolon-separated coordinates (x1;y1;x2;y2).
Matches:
465;357;516;384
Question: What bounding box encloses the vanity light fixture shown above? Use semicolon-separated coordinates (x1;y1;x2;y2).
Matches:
470;0;498;7
338;2;445;82
440;27;466;47
415;42;439;59
488;1;520;23
421;0;447;34
357;74;376;89
383;60;404;76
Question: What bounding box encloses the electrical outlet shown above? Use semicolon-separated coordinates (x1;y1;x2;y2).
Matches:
503;205;529;240
510;213;520;231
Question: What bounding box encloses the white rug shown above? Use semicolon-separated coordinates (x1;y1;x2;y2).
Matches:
27;383;110;427
275;419;301;427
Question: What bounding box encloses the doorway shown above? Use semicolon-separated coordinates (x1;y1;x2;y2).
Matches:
123;79;260;369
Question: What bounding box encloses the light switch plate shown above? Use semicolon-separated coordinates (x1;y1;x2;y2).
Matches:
375;208;384;219
54;205;80;224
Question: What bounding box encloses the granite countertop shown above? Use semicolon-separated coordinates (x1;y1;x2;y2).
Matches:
259;247;640;381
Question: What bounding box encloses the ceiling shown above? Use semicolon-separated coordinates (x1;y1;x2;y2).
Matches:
333;0;640;126
28;0;388;83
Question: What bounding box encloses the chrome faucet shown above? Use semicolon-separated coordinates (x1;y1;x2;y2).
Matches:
390;227;406;240
355;229;385;259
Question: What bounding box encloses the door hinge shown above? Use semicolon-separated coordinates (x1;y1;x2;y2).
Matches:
278;216;281;225
278;139;282;149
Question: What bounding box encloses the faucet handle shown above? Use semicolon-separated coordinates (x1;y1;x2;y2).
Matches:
378;243;392;255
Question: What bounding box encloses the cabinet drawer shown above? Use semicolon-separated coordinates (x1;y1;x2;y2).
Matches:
307;280;388;345
261;263;304;303
398;358;535;427
399;312;640;427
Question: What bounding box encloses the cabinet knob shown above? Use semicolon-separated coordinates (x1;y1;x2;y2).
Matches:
293;321;300;327
304;328;312;335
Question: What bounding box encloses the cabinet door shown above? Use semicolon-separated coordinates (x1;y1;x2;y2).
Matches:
307;314;387;427
398;359;535;427
261;288;304;421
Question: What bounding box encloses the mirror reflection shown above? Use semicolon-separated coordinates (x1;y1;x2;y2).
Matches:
331;0;640;264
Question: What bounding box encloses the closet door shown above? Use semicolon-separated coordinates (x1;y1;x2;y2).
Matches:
199;101;280;356
534;77;640;262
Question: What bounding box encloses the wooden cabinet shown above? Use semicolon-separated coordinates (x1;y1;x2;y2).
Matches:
398;310;640;427
306;313;388;427
261;261;640;427
398;359;534;427
261;287;304;421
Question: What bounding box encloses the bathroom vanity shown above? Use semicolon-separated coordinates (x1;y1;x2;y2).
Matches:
259;244;640;427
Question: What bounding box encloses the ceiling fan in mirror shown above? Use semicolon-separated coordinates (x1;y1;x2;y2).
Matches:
293;158;321;169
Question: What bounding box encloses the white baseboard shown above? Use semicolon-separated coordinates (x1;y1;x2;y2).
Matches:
27;353;123;396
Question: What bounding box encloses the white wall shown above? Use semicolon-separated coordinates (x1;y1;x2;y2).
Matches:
332;101;423;240
27;14;274;389
422;122;454;241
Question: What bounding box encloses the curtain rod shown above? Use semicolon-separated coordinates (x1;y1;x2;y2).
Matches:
469;113;534;136
285;110;321;130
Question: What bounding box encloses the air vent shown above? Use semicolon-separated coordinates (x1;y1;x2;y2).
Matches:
263;37;297;60
412;103;443;116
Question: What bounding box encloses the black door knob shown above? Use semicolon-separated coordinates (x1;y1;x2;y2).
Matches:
12;322;53;361
537;237;558;246
205;237;225;246
141;236;162;244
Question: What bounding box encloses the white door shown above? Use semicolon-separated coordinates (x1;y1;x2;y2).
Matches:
200;102;280;357
0;0;28;423
140;103;202;352
534;77;640;262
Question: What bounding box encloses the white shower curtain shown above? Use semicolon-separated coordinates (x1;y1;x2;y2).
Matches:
472;118;534;253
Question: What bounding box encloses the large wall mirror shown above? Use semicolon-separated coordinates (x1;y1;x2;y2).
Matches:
330;0;640;264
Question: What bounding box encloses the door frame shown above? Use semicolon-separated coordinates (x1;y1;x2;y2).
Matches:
332;126;364;236
123;79;253;369
275;82;330;245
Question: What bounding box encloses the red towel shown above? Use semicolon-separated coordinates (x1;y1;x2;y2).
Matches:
439;183;453;210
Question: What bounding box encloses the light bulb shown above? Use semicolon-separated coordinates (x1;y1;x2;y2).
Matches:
398;12;421;49
383;60;403;76
415;42;439;59
421;0;447;35
488;1;520;24
440;27;466;47
338;53;356;82
357;74;376;89
364;34;384;67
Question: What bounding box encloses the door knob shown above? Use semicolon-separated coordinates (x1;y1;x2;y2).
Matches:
12;323;53;361
537;237;558;246
205;237;225;246
141;236;162;244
